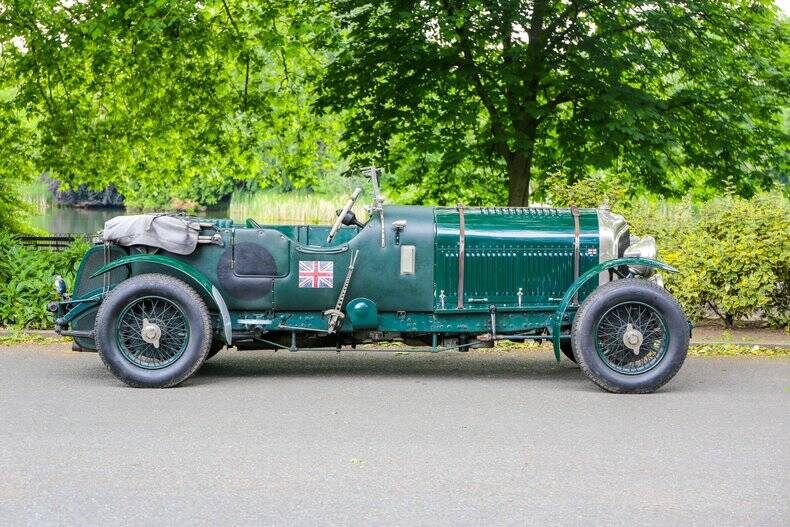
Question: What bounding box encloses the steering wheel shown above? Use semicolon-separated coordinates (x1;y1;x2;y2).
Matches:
327;188;362;243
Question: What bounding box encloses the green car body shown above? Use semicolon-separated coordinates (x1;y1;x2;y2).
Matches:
51;176;687;391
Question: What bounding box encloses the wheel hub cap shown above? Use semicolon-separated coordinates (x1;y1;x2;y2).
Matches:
594;301;669;375
116;296;189;369
140;318;162;349
622;323;644;355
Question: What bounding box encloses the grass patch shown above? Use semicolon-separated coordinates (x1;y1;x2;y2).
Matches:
688;344;789;357
228;190;367;225
0;331;69;346
483;340;788;357
1;328;786;357
493;340;544;351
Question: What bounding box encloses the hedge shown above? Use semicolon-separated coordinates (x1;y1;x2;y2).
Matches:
545;175;789;329
630;194;789;328
0;232;88;328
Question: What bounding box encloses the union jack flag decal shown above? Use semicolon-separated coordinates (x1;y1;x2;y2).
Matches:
298;260;334;288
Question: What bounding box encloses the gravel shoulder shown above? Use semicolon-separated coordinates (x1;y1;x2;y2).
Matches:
690;324;790;347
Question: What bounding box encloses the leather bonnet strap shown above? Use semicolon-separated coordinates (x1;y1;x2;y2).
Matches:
457;204;465;309
571;205;580;304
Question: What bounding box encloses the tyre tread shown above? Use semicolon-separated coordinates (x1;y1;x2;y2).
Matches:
572;279;688;394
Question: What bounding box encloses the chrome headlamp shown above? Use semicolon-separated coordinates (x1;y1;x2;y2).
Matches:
624;236;657;276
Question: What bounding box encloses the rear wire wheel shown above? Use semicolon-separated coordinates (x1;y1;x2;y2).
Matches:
95;274;212;388
115;296;189;369
572;279;688;393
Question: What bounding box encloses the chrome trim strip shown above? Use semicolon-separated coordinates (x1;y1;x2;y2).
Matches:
238;319;274;325
295;244;348;254
457;204;465;309
571;205;581;303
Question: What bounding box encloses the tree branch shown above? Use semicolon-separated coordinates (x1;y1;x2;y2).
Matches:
273;18;291;92
706;300;729;326
536;91;576;125
544;0;598;52
221;0;240;34
439;0;511;160
222;0;249;110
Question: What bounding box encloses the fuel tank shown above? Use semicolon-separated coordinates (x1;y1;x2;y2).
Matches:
434;207;601;309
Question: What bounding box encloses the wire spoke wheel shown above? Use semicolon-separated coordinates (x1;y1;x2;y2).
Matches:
594;301;669;375
573;279;688;393
115;296;189;369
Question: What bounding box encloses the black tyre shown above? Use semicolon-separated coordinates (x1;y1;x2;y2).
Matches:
571;279;688;394
95;273;212;388
560;340;576;363
206;340;225;360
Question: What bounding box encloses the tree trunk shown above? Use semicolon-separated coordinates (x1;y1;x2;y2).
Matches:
506;134;538;207
506;120;538;206
506;152;530;206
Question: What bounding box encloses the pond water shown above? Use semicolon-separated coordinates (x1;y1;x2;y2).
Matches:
26;203;238;235
26;206;117;234
23;184;348;234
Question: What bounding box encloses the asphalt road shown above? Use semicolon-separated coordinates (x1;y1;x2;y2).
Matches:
1;345;788;526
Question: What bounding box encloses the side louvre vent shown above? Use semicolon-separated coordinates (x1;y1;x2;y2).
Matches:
435;245;597;308
433;206;601;309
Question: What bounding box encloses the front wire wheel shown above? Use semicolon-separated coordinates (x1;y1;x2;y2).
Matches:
594;302;668;375
572;279;688;393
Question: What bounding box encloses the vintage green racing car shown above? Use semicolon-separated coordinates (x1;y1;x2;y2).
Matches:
50;169;689;392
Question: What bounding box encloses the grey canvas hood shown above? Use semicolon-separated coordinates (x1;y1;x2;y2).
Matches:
103;214;201;255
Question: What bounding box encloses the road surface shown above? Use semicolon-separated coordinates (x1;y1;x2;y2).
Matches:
1;344;788;526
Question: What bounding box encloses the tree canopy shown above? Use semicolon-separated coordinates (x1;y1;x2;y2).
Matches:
0;0;341;209
0;0;787;215
320;0;789;205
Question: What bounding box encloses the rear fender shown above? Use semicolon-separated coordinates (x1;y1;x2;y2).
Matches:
551;257;677;361
90;254;232;345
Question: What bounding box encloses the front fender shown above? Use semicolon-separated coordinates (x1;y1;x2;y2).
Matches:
551;257;677;361
91;254;232;345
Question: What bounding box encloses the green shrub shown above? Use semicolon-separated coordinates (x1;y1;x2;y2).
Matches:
0;176;36;234
626;193;789;328
0;232;88;329
541;171;629;209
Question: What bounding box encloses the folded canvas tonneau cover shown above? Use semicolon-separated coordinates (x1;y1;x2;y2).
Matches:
103;214;201;255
